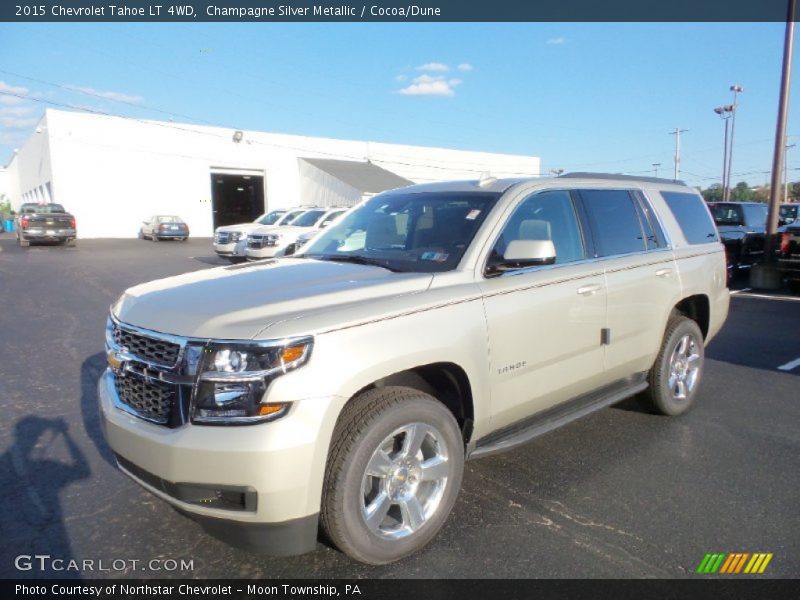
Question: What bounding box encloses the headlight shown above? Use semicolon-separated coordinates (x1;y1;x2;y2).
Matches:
191;338;312;425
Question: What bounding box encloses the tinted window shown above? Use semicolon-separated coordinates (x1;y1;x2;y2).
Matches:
280;209;306;225
579;190;646;256
488;190;585;269
742;203;768;227
661;192;719;244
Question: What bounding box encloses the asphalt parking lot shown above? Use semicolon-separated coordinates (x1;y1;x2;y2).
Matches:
0;235;798;579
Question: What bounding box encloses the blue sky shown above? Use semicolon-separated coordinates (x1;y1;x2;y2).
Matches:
1;22;798;189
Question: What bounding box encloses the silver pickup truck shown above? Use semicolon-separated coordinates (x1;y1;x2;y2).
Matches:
100;174;729;564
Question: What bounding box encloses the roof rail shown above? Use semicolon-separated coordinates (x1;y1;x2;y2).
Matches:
560;172;687;186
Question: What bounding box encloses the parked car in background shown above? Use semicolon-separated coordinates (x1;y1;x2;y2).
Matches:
15;203;76;247
140;215;189;241
213;208;307;262
707;201;768;275
246;207;347;260
778;220;800;293
779;203;798;226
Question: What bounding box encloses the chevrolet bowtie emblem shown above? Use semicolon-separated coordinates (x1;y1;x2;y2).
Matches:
107;351;123;370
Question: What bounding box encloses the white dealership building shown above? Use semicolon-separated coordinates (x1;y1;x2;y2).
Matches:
3;109;541;238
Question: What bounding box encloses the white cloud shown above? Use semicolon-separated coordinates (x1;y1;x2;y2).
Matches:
0;131;26;144
0;105;34;117
0;116;39;129
394;74;408;82
457;63;473;72
398;74;463;97
546;37;566;45
416;62;449;72
65;85;144;103
0;81;30;105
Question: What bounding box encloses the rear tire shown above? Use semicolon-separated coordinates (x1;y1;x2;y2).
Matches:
640;313;705;416
321;387;464;564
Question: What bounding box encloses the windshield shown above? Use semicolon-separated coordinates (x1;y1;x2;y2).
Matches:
303;191;501;273
780;204;798;223
280;209;307;225
258;210;285;225
710;204;743;226
290;209;326;227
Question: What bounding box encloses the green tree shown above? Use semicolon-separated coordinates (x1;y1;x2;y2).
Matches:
730;181;755;202
701;183;724;202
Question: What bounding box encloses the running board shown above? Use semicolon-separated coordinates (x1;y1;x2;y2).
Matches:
468;374;648;460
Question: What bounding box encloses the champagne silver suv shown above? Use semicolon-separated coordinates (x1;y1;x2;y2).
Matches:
99;174;729;564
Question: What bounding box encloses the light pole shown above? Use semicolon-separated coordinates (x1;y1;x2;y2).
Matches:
714;105;735;200
652;163;661;178
727;85;744;200
785;143;796;202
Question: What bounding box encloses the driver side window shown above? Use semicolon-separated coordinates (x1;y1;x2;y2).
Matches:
489;190;586;269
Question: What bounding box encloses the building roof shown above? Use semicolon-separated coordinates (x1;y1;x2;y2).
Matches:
301;158;413;194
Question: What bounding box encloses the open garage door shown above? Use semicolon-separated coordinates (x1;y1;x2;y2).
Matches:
210;171;265;229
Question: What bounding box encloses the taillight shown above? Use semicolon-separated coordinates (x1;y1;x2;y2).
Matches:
69;217;76;229
780;232;791;255
160;224;168;231
20;216;29;229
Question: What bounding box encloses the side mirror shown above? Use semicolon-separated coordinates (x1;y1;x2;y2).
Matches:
499;239;557;270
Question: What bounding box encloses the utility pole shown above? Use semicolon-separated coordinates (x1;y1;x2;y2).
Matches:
652;163;661;178
669;128;688;181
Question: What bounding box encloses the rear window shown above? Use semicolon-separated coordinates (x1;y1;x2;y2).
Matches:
661;192;719;244
21;203;65;214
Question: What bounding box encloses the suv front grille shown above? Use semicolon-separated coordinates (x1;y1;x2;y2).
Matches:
114;374;176;424
113;325;181;367
247;235;264;249
215;232;231;244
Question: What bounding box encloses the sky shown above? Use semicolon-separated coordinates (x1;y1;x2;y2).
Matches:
0;22;799;189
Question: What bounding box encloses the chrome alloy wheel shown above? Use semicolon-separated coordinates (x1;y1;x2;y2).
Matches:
668;333;701;401
360;423;451;540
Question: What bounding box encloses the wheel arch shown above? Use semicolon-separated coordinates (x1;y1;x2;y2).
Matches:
673;294;710;339
350;363;476;444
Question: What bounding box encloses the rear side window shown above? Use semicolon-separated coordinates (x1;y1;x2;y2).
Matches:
578;189;647;257
661;192;719;244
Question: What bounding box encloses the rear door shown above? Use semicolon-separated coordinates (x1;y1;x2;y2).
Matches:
577;189;681;381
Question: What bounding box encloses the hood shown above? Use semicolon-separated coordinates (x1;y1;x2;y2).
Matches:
113;259;433;340
216;222;260;234
250;224;312;236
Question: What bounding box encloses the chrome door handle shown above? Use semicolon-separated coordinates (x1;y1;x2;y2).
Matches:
656;268;673;278
577;283;602;296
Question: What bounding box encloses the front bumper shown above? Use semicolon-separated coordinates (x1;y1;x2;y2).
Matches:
98;368;329;554
245;245;280;260
213;239;247;257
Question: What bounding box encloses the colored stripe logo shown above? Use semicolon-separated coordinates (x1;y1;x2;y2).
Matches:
696;552;773;574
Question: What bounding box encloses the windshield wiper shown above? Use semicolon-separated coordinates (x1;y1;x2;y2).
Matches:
313;254;403;272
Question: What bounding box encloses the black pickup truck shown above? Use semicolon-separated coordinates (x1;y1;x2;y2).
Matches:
707;201;768;275
15;203;77;247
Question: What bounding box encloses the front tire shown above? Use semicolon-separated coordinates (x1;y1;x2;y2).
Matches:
640;314;705;416
321;387;464;564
